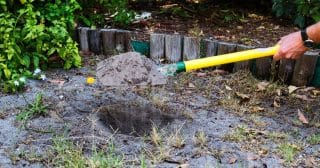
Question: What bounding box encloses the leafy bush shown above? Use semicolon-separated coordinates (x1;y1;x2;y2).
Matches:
0;0;81;92
272;0;320;27
77;0;135;28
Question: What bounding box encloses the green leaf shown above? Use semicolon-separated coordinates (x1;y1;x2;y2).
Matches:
4;68;11;79
33;56;39;68
47;47;56;55
23;55;30;67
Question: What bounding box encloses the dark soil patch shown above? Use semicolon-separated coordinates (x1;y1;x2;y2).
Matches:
127;2;297;47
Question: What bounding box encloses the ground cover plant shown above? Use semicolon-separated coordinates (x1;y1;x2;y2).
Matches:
0;0;81;92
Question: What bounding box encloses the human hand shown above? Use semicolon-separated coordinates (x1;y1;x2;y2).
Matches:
273;31;309;60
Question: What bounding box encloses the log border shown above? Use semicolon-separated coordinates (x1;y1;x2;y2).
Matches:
75;27;320;87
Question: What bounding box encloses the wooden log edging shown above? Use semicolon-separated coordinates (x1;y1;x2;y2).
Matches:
75;27;320;87
101;29;116;56
291;51;318;86
150;33;165;61
165;34;182;63
183;37;200;61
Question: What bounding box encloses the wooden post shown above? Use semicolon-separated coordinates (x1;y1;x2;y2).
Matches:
291;51;318;86
150;33;165;61
216;41;237;72
78;27;89;52
165;34;182;63
183;37;200;61
233;44;254;72
115;30;131;53
204;39;218;57
88;29;101;54
278;59;295;84
255;57;272;80
101;29;116;56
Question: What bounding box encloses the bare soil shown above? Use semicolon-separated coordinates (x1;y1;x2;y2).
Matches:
0;54;319;167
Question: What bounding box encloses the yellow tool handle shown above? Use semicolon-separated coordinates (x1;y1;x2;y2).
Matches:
184;45;280;71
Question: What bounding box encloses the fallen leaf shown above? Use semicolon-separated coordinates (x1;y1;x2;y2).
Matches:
273;97;280;108
247;154;259;161
248;13;259;18
225;85;232;91
251;106;265;113
276;89;281;96
298;109;309;124
188;83;195;88
49;79;65;88
288;85;299;94
196;72;207;77
257;81;269;91
211;69;228;75
311;89;320;96
293;94;309;101
235;92;250;100
305;157;316;167
301;87;315;92
228;157;237;164
259;149;268;155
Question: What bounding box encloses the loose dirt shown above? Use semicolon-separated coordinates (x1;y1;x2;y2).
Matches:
96;52;167;86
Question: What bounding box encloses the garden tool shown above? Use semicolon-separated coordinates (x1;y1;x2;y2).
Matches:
158;45;280;76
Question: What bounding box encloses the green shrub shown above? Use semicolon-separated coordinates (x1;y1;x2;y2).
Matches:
272;0;320;27
0;0;81;92
77;0;135;28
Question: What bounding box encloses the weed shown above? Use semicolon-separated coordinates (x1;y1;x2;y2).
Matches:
193;130;208;147
144;145;171;164
150;126;163;147
51;137;87;168
49;136;123;168
223;125;248;142
16;93;47;126
168;127;185;149
267;131;288;142
277;143;301;163
307;133;320;145
140;154;147;168
89;146;124;168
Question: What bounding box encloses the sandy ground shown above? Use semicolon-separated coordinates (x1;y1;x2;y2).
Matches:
0;55;319;168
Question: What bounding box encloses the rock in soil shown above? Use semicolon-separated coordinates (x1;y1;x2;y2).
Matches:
96;52;167;86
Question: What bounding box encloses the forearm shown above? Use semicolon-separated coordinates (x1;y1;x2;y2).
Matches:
307;22;320;43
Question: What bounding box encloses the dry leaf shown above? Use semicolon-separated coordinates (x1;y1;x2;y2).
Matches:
49;79;65;88
305;157;316;167
247;154;259;161
273;97;280;108
311;89;320;96
276;89;281;96
225;85;233;91
298;109;309;124
228;157;237;164
288;85;299;94
301;87;315;92
188;83;195;88
235;92;250;100
257;81;269;91
293;94;309;101
251;106;265;112
196;72;207;77
211;69;228;75
259;149;268;155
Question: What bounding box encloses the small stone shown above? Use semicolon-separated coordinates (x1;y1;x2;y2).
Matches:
59;95;64;100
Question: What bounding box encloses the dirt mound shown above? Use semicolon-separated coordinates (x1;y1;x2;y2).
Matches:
96;52;167;86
